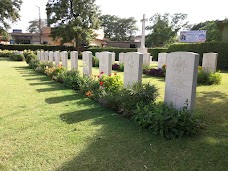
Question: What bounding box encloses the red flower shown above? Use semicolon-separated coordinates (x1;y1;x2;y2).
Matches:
99;82;104;86
100;71;104;74
98;75;100;78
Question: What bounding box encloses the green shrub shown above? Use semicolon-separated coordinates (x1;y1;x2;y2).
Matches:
197;66;222;85
35;62;54;73
133;102;201;139
167;43;228;69
118;83;159;117
29;59;40;69
57;70;83;90
92;56;99;67
119;63;124;72
25;53;37;64
10;53;25;61
0;50;14;57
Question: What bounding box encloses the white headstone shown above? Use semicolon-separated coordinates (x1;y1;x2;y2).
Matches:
40;51;45;61
119;53;125;65
54;51;60;66
202;53;218;73
124;52;143;88
112;52;115;64
95;52;100;59
99;52;112;75
71;51;78;70
150;56;153;61
164;52;199;111
82;51;92;76
49;51;54;62
143;53;151;66
37;51;41;61
62;51;68;69
158;53;168;68
44;51;49;62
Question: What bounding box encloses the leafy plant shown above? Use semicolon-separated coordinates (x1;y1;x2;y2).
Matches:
133;102;201;139
197;66;222;85
92;56;99;67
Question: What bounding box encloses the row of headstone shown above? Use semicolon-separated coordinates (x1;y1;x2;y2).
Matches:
37;50;218;111
157;52;218;73
37;51;78;70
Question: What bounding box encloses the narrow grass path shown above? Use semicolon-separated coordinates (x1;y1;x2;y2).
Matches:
0;58;227;171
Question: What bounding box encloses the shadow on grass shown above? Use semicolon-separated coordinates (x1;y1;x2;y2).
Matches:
56;105;228;171
45;94;84;104
142;74;165;82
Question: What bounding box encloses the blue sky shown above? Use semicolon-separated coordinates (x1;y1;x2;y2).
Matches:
10;0;228;33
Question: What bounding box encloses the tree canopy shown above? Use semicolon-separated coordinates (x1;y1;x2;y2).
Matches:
191;21;222;42
27;19;47;33
99;14;138;41
46;0;100;49
146;13;188;47
0;0;22;33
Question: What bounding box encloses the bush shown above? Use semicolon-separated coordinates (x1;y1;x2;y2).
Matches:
0;50;14;57
112;63;124;72
143;68;165;77
118;83;159;117
29;59;40;69
197;66;222;85
25;53;37;64
133;102;201;139
57;70;83;90
92;56;99;67
35;62;54;73
167;43;228;69
10;53;25;61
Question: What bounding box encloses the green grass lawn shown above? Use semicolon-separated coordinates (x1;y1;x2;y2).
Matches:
0;57;228;171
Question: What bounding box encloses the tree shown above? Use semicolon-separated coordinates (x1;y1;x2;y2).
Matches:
0;0;22;33
46;0;100;50
99;14;138;41
27;19;47;33
191;21;222;42
146;13;188;47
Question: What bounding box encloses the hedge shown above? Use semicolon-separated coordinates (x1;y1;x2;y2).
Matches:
0;44;75;51
88;47;168;61
167;43;228;69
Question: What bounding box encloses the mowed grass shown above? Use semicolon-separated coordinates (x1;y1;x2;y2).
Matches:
0;57;227;171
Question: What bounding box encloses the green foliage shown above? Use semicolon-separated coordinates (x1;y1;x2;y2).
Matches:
46;0;100;50
191;21;222;42
0;0;22;31
134;102;201;139
118;83;159;117
29;59;41;69
119;63;124;72
57;70;83;90
88;47;168;61
0;44;75;51
0;50;14;57
25;52;37;64
98;73;123;93
92;56;99;67
10;53;25;61
146;13;188;47
167;43;228;69
197;66;222;85
35;62;54;73
44;64;66;79
100;14;138;41
27;19;47;33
